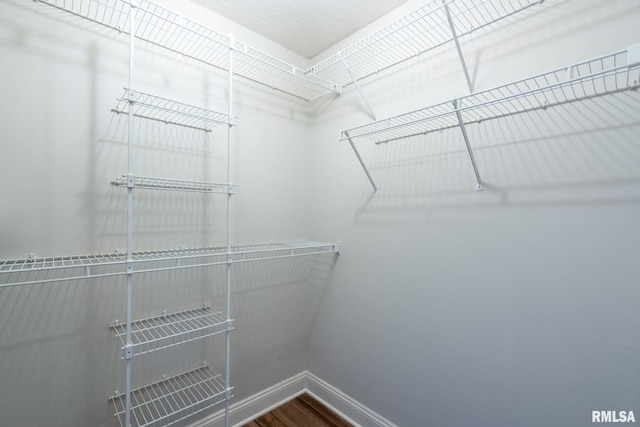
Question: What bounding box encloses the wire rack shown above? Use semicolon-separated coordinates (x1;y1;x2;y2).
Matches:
112;89;229;132
307;0;541;87
111;306;230;357
110;364;228;427
232;40;340;101
36;0;338;101
111;175;236;194
0;241;340;287
35;0;549;100
341;46;640;143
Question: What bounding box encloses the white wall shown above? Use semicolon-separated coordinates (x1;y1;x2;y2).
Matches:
307;1;640;426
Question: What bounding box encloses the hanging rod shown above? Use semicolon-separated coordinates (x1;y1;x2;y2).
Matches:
307;0;543;87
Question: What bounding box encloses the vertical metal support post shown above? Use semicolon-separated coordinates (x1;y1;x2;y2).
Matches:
343;130;379;196
444;1;473;93
125;2;137;427
453;99;483;191
342;59;377;120
224;34;234;427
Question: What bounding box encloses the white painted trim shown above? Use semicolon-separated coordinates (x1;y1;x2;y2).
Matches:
305;372;399;427
187;372;306;427
304;389;362;427
186;371;397;427
232;388;306;427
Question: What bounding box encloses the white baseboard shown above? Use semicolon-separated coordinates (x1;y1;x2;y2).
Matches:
305;372;399;427
186;371;397;427
187;372;306;427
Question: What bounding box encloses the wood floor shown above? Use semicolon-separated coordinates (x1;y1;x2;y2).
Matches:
243;393;352;427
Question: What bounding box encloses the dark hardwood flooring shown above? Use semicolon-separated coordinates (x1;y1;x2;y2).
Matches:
243;393;352;427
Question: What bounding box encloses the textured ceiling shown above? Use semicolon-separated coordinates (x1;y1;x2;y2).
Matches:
190;0;411;59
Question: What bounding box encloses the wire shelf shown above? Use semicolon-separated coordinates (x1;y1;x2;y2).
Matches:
307;0;541;87
0;241;340;287
36;0;338;101
228;241;341;262
112;89;229;132
132;0;338;100
0;252;121;271
341;46;640;143
232;40;340;101
111;175;236;194
111;364;229;427
112;306;230;357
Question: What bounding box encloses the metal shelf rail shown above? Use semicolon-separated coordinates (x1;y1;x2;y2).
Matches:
110;363;229;427
0;241;341;287
111;305;231;357
35;0;339;101
111;175;237;194
306;0;543;93
340;44;640;194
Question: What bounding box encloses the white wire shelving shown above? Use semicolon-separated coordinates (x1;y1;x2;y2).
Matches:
230;40;341;101
110;363;229;427
112;89;229;132
0;241;341;287
112;305;231;357
340;44;640;194
24;2;343;427
111;175;236;194
306;0;542;88
35;0;339;101
35;0;547;103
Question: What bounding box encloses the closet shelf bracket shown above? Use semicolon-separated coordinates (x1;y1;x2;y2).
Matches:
453;98;483;191
342;130;379;196
124;344;133;360
127;88;137;102
444;1;473;93
342;58;377;120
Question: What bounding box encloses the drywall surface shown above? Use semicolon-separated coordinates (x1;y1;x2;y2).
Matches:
307;1;640;426
0;0;319;426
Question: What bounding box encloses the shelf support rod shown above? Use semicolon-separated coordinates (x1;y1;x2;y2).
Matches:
343;130;379;196
444;1;473;93
224;33;234;427
342;59;377;121
125;2;137;427
453;99;483;191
